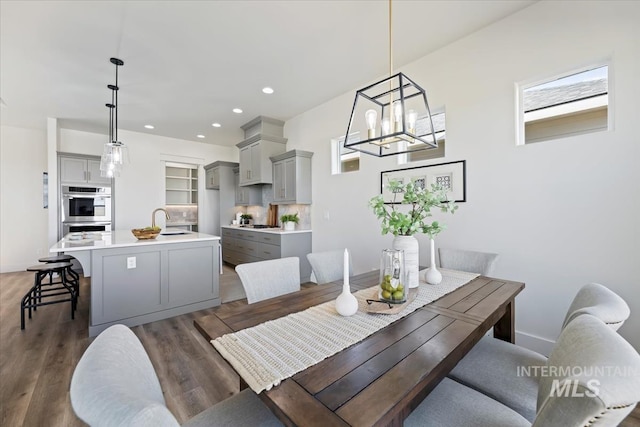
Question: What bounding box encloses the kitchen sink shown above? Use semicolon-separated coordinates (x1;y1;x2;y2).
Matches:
160;229;191;235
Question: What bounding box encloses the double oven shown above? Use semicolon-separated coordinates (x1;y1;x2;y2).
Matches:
59;185;112;237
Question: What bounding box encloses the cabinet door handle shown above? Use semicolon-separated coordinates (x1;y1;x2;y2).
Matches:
263;237;271;241
263;251;271;255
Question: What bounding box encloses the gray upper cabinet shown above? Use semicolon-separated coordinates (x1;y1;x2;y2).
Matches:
271;150;313;204
236;116;287;186
60;155;111;185
204;161;237;190
204;166;220;190
234;168;262;206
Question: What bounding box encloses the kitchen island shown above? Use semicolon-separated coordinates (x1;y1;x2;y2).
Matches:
220;225;312;281
50;230;221;336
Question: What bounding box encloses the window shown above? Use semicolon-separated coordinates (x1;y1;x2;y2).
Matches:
518;65;609;145
331;133;360;174
399;112;446;164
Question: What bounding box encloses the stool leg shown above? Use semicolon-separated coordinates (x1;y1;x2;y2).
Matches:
61;269;77;317
20;295;26;330
20;280;40;330
68;267;80;297
67;267;80;299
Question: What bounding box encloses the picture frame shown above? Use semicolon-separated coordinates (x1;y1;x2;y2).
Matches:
380;160;466;204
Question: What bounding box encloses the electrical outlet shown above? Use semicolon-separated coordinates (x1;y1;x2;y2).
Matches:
182;212;187;217
127;257;136;269
324;211;330;220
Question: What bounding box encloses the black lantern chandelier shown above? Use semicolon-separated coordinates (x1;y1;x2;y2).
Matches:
343;0;438;157
100;57;127;178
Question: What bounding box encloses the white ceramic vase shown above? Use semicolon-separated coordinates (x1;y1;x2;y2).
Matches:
283;221;295;231
336;249;358;316
392;235;419;289
335;282;358;316
424;238;442;285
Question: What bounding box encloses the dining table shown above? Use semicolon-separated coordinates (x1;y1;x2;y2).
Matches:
194;269;524;427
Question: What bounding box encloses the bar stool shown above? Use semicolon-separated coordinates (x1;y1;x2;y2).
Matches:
38;254;80;297
21;262;77;330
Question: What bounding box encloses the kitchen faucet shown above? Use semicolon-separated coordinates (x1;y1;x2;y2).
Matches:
152;208;170;228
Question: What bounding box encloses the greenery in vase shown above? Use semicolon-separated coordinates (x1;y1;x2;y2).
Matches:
240;214;253;220
369;180;457;238
280;213;299;224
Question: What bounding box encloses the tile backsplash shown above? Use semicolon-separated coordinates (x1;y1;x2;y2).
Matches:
165;205;198;225
239;185;311;229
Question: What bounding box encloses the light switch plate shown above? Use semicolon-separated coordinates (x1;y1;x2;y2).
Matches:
127;256;136;269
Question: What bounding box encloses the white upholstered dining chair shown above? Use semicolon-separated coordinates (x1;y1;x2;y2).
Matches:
70;324;283;427
438;247;499;276
448;282;631;422
306;249;352;285
235;257;300;304
405;314;640;427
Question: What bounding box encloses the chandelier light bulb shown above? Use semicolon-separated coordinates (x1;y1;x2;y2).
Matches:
393;101;403;132
407;109;418;134
381;117;391;136
365;109;377;139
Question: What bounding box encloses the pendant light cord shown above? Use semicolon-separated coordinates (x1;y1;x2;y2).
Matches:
389;0;393;77
114;63;118;143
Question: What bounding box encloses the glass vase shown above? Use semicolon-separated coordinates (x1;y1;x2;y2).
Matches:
379;249;407;304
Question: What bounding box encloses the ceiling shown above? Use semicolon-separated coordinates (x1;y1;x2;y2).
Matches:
0;0;536;147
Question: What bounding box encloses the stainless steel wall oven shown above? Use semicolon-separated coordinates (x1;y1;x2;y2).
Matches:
60;185;112;237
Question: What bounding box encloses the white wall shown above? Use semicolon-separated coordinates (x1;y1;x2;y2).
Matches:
284;1;640;351
0;126;49;272
0;124;237;272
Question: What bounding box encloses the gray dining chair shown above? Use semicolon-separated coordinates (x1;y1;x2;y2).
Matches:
448;282;631;422
235;257;300;304
306;249;352;285
438;247;499;275
70;324;283;427
405;314;640;427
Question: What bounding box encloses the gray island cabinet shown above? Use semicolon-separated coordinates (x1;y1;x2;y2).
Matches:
220;226;312;282
50;230;221;336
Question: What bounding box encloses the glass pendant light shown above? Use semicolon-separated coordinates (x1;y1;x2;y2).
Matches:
343;0;438;157
100;57;128;178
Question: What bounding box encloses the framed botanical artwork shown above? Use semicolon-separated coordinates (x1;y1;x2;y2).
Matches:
380;160;466;204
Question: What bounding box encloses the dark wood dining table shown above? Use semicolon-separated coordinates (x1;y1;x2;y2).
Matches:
194;270;524;427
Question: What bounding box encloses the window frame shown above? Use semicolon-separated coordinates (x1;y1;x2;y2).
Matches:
331;132;361;175
515;61;613;146
398;110;446;165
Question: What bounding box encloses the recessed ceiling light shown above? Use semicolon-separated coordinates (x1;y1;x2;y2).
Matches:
232;108;243;114
262;87;274;94
144;124;154;129
212;123;221;128
196;134;205;139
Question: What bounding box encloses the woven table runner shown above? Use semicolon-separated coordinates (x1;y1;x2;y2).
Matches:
211;268;479;393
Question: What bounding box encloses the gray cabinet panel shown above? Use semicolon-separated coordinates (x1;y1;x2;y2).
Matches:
236;137;287;186
168;245;217;305
98;250;163;323
60;155;111;185
234;168;262;206
221;227;311;281
205;167;219;189
270;150;313;204
89;240;220;335
87;159;111;185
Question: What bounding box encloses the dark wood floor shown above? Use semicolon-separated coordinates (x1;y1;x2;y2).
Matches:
1;270;639;426
0;270;245;426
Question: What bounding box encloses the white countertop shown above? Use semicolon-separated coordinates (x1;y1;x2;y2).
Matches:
50;230;220;253
221;225;312;235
